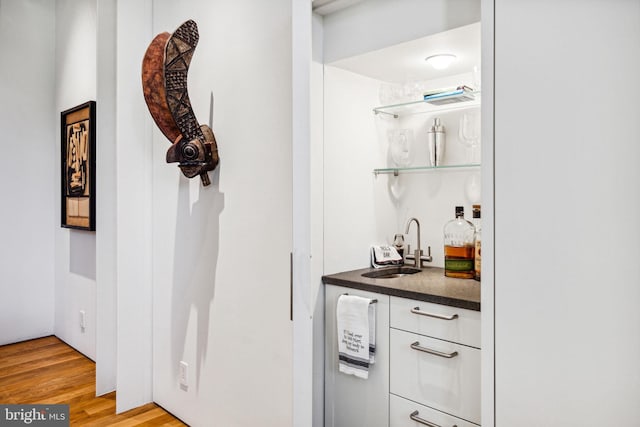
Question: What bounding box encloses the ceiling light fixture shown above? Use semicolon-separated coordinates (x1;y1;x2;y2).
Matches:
425;54;457;70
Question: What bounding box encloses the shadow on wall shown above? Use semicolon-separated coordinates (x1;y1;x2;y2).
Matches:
69;231;96;280
171;166;225;391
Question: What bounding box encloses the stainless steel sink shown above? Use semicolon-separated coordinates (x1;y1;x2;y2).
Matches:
361;266;421;279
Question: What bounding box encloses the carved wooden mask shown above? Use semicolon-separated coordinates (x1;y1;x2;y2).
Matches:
142;20;219;186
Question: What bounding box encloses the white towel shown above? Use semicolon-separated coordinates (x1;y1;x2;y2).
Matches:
337;295;377;379
371;245;402;268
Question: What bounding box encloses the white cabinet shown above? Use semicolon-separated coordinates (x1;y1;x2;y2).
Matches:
390;296;480;426
492;2;640;426
389;329;480;425
324;285;390;427
390;297;481;349
325;285;480;427
390;394;478;427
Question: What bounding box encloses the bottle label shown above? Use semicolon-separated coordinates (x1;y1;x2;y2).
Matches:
445;259;474;272
474;241;481;272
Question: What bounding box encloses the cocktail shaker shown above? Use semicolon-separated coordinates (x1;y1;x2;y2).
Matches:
428;117;445;166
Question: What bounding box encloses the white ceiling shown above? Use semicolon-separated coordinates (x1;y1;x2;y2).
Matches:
329;22;481;83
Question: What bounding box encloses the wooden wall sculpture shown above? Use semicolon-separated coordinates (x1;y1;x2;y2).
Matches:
142;20;219;186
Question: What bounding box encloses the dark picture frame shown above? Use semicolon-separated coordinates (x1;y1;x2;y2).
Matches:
61;101;96;231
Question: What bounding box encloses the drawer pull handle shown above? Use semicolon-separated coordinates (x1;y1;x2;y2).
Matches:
410;341;458;359
411;307;458;320
409;410;457;427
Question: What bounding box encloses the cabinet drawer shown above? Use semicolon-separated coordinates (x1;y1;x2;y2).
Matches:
390;328;480;425
390;394;479;427
390;296;480;348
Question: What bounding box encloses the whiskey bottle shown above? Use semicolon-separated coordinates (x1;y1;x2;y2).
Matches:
443;206;475;279
472;205;481;281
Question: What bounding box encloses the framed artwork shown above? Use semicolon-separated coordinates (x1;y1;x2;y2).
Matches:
61;101;96;231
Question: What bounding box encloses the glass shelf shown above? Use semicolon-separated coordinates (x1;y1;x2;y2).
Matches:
373;91;481;118
373;163;480;176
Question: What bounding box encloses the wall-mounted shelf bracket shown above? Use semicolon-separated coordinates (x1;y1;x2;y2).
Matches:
374;110;399;119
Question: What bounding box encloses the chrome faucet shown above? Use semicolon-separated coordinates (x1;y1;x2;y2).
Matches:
404;217;432;268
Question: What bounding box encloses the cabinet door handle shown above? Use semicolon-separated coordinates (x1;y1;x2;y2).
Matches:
341;293;378;304
409;410;457;427
410;341;458;359
411;307;458;320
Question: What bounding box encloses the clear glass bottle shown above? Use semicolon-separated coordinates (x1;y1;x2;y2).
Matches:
443;206;476;279
393;233;405;259
472;205;481;281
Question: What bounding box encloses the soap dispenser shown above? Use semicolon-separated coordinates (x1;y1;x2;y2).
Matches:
428;118;446;166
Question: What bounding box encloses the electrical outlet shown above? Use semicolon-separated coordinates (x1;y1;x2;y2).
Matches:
179;361;188;388
79;310;86;332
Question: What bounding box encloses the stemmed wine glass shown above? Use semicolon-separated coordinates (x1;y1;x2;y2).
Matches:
458;111;481;163
388;129;414;167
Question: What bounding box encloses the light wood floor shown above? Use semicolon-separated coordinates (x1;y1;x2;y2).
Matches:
0;336;187;426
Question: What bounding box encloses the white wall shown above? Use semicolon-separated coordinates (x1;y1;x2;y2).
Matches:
151;1;293;426
323;66;481;275
95;0;117;397
320;0;483;276
0;0;56;345
323;66;382;273
53;0;154;407
310;13;325;427
372;75;482;270
322;0;480;63
113;0;154;412
293;1;314;426
494;0;640;425
479;0;494;425
54;0;97;362
3;3;298;423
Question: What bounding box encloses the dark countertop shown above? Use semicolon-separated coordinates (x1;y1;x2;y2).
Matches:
322;266;481;311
